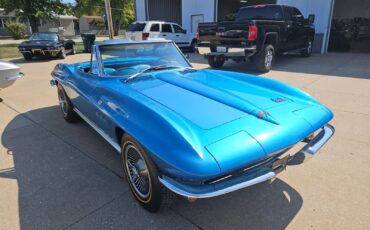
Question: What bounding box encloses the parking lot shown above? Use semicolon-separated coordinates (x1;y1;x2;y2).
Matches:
1;52;370;230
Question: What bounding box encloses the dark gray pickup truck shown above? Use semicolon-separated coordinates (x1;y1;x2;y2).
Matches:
196;5;315;72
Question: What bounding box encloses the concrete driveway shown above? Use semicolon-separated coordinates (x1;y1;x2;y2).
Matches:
1;52;369;230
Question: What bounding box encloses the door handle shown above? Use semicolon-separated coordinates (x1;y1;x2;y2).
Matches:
176;35;180;37
162;34;167;36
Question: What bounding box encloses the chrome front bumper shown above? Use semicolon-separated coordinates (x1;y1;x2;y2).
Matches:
159;124;335;199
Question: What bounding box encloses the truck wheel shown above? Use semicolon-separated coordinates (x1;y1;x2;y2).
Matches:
301;40;313;57
23;53;33;61
121;134;175;212
188;39;196;52
58;48;66;59
253;44;275;73
208;56;225;68
57;84;80;122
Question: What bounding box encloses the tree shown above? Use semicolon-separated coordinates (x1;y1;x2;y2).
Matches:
0;0;72;33
74;0;135;36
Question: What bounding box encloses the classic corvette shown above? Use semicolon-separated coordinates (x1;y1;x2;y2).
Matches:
0;61;24;91
18;32;76;60
51;39;334;212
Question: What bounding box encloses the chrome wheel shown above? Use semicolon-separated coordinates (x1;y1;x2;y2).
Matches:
265;49;273;69
58;91;67;115
125;143;151;199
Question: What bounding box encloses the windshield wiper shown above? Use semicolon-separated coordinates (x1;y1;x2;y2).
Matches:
124;65;181;83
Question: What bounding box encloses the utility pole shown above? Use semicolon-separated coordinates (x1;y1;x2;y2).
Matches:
104;0;114;39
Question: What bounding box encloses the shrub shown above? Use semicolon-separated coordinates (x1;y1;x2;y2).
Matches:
6;22;26;40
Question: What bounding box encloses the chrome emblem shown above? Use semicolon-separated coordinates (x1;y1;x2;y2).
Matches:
271;98;285;103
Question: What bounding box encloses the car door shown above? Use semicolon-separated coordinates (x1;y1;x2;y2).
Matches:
172;24;189;47
282;6;296;50
290;7;306;49
67;49;101;124
159;23;175;42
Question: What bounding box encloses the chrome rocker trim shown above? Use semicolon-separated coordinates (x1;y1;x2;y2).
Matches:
159;124;334;199
73;108;121;152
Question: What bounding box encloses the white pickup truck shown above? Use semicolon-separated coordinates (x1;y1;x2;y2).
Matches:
125;21;197;51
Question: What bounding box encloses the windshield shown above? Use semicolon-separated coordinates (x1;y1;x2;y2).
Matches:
98;42;190;77
127;22;146;32
30;33;59;41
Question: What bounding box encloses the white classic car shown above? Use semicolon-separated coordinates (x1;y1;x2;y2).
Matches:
0;61;24;91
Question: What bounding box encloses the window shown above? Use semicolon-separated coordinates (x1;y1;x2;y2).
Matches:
150;23;160;32
236;5;283;21
283;7;292;21
173;24;184;33
127;22;146;32
90;49;99;75
0;19;4;28
161;24;172;33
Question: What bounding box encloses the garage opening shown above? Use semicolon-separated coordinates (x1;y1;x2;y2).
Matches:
147;0;182;25
328;0;370;53
217;0;277;21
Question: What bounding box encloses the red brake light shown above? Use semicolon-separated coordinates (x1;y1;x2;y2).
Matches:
196;27;200;41
248;25;258;41
142;32;149;40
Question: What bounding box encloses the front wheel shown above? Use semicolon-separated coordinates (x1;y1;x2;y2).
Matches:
58;48;66;59
301;40;313;57
121;134;174;212
208;55;225;68
57;84;80;122
71;44;76;55
252;44;275;73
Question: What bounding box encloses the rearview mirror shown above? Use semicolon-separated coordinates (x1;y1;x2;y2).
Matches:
308;14;315;24
183;29;187;34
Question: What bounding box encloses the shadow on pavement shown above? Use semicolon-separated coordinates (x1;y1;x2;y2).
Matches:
189;52;370;80
1;105;303;229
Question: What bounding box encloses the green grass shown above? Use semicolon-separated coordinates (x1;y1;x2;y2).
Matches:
0;42;85;59
0;44;22;59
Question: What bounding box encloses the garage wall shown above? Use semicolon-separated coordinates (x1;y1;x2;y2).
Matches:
333;0;370;19
182;0;215;35
277;0;334;53
135;0;146;21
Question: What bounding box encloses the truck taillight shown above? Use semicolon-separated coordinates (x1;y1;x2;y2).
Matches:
196;27;200;41
142;32;149;40
248;25;258;41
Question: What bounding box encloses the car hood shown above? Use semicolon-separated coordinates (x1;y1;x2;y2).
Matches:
19;40;58;47
132;69;309;129
128;68;333;173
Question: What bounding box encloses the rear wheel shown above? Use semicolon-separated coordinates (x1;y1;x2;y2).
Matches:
252;44;275;73
208;55;225;68
23;53;33;61
121;134;174;212
57;84;80;122
301;40;313;57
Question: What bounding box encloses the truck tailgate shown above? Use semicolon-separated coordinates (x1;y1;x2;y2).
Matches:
198;21;253;44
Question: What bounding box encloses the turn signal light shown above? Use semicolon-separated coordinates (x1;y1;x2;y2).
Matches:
248;25;258;41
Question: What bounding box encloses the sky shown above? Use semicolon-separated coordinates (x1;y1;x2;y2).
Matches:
62;0;76;5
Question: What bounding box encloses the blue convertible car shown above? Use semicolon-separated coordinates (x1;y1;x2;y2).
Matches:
51;39;334;212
